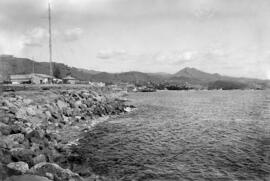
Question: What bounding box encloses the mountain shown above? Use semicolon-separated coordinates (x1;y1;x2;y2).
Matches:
173;67;222;82
77;68;101;75
172;67;270;89
1;55;269;89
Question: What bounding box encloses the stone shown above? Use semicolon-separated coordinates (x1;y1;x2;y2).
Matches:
74;100;82;108
23;99;32;105
0;148;12;164
0;134;25;149
44;111;52;119
1;115;10;124
10;148;35;165
4;175;51;181
8;134;25;143
33;154;47;165
26;129;45;140
26;106;37;116
0;122;11;135
10;125;24;134
0;162;9;181
15;109;27;120
30;162;83;181
45;173;54;180
56;100;68;110
6;161;29;174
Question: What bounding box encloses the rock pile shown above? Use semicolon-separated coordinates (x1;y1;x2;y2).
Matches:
0;89;134;181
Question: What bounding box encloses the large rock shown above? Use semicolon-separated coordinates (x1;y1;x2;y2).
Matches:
0;148;12;164
4;175;51;181
56;100;68;110
8;134;25;143
30;162;83;181
26;106;38;116
0;122;11;135
74;100;82;108
26;129;45;140
33;154;47;165
6;161;29;175
0;134;25;149
10;148;35;166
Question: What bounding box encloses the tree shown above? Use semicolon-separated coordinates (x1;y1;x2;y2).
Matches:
53;65;61;79
0;74;3;95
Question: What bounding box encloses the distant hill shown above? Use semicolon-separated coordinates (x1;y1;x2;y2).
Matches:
173;67;221;82
77;68;101;75
90;71;160;84
1;55;269;89
0;55;98;81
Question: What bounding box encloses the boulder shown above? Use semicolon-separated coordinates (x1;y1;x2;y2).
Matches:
0;148;12;164
15;109;27;120
56;100;68;110
23;99;33;105
33;154;47;165
26;106;37;116
26;129;45;140
10;148;35;165
74;100;82;108
0;122;11;135
1;115;10;124
8;134;25;143
0;162;9;181
4;175;51;181
6;161;29;175
30;162;83;181
0;134;25;149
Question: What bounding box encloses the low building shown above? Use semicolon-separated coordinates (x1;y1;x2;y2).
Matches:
89;81;106;87
10;73;53;84
31;74;53;84
63;75;78;84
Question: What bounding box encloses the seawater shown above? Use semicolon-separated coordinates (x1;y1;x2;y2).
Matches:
78;90;270;181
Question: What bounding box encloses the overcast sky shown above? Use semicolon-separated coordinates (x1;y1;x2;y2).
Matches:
1;0;270;79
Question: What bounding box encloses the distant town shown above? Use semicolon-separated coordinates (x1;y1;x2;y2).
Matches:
1;55;270;92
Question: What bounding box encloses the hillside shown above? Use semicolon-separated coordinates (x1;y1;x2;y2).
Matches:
1;55;269;89
174;67;222;82
0;55;96;81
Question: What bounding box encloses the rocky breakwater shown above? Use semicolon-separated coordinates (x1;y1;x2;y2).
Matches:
0;89;134;181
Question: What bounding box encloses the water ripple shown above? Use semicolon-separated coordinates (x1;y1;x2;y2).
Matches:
76;90;270;181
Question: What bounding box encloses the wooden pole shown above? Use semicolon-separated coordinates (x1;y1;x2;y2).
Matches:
48;0;53;79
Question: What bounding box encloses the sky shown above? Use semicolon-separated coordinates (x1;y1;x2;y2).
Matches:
1;0;270;79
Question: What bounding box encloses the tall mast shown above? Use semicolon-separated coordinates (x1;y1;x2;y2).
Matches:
48;0;53;78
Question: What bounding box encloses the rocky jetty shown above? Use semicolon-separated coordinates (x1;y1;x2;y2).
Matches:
0;88;134;181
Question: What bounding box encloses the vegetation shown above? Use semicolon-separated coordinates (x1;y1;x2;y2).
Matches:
53;64;61;79
208;80;248;90
1;55;270;90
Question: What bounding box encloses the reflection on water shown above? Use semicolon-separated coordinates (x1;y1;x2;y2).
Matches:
77;90;270;180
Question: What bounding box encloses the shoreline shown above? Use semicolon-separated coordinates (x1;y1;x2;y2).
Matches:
0;87;134;181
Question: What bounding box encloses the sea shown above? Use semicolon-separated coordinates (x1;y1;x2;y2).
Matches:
79;90;270;181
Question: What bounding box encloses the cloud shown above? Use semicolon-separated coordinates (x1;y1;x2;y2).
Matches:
63;28;83;42
23;27;47;47
0;31;24;54
193;5;216;19
97;49;127;59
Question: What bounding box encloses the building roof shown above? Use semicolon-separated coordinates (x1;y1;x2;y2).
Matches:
10;73;53;80
31;73;53;79
10;74;32;80
63;75;77;80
